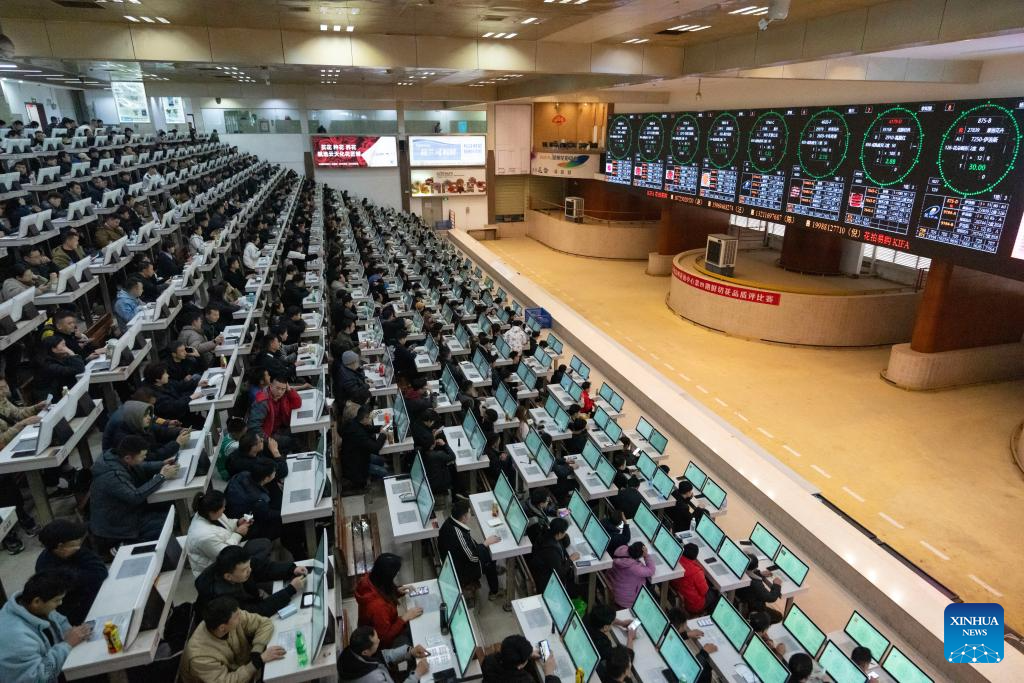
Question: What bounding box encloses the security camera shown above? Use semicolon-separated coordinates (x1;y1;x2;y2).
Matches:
216;97;222;104
758;18;770;31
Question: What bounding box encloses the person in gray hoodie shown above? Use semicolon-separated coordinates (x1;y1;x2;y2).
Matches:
337;625;429;683
88;434;179;545
0;571;92;683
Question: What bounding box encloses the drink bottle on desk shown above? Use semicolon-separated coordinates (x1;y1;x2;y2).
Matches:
296;631;308;667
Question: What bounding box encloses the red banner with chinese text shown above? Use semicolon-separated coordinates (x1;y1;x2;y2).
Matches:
673;266;782;305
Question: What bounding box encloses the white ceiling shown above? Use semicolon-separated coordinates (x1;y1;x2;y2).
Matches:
867;32;1024;60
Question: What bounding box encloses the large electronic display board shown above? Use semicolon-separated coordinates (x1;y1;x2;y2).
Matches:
606;98;1024;280
312;136;398;167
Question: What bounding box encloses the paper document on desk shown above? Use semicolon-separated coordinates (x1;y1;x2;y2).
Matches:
89;612;131;642
275;627;297;651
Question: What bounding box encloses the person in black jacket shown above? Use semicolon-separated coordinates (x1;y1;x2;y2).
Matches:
155;239;181;279
336;351;371;407
392;329;417;383
528;517;577;597
665;480;696;533
226;430;288;504
610;476;643;520
437;498;504;608
734;554;784;623
37;336;86;400
142;362;203;424
340;405;390;489
195;545;306;617
136;259;165;303
35;519;108;625
565;418;589;454
102;399;188;462
166;340;203;383
480;634;558;683
223;256;246;293
410;409;454;495
586;604;637;663
596;645;631;683
224;459;282;541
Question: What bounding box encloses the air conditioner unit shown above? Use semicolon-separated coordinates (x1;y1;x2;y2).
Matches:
705;234;738;276
564;196;584;223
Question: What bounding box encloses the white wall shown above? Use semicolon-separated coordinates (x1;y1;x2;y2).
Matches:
221;133;306;175
409;194;488;230
316;167;403;209
0;80;78;123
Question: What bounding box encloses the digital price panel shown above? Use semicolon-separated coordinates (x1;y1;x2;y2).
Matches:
739;110;791;212
605;114;635;186
605;98;1024;281
633;114;668;190
699;112;741;203
664;114;701;196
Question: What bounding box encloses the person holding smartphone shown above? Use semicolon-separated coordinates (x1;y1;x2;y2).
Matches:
481;634;558;683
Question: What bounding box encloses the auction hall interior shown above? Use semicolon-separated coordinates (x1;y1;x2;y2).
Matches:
0;1;1021;683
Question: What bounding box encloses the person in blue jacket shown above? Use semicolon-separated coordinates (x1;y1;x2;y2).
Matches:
113;276;145;329
0;570;93;683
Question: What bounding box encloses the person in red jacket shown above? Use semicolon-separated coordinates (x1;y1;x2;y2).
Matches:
579;381;595;415
247;373;302;453
670;542;710;615
354;553;424;648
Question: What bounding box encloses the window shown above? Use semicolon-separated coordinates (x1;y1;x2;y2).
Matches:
202;108;302;134
309;109;398;135
405;109;487;135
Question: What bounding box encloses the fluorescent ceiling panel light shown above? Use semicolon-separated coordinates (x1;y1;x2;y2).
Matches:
156;17;169;23
140;16;155;23
505;33;517;38
346;25;354;32
320;24;328;30
522;17;537;24
482;32;494;37
493;32;506;38
124;15;139;22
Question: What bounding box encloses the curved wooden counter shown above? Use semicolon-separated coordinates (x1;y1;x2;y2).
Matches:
526;209;657;260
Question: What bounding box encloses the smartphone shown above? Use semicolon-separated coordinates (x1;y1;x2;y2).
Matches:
44;393;53;406
301;592;315;608
131;542;158;555
767;564;779;572
705;557;718;564
408;586;429;597
538;640;551;663
628;618;641;632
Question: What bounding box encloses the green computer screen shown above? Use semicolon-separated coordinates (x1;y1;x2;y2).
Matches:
652;468;675;499
564;615;599;683
742;635;789;683
568;492;591;530
750;523;780;560
494;474;514;513
711;596;752;651
845;611;890;662
660;626;703;683
535;442;554;475
820;641;867;683
595;457;616;487
718;536;751;580
702;478;726;509
582;439;602;468
696;514;725;552
449;599;476;677
649;430;668;454
637;451;658;480
506;498;528;544
653;525;683;566
409;453;425;494
438;554;461;611
416;481;434;527
683;462;707;489
634;502;660;541
583;514;610;558
782;604;825;657
632;585;668;644
525;428;543;456
775;545;809;587
882;646;933;683
543;574;573;634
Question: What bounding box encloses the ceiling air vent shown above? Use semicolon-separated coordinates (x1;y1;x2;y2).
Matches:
480;15;506;22
51;0;105;8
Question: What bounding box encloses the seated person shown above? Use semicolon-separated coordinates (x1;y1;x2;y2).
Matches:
178;309;223;367
101;399;188;462
596;645;631;683
36;335;86;400
195;545;307;618
93;213;125;249
180;596;284;683
203;305;223;339
734;554;784;623
606;541;656;609
392;329;417;382
337;626;430;683
216;417;247;480
340;404;391;489
664;480;696;533
610;476;643;520
411;409;454;495
0;570;92;683
671;542;711;615
155;239;182;279
113;276;145;330
2;263;48;302
136;258;166;303
528;518;577;598
438;497;504;608
851;646;874;677
40;309;101;360
34;519;108;626
480;634;557;683
166;340;203;383
226;430;286;482
224;459;282;541
750;611;786;657
354;553;423;649
142;362;204;424
586;604;637;660
334;350;371;408
50;228;86;270
89;435;179;546
788;653;814;683
247;373;302;453
186;490;271;579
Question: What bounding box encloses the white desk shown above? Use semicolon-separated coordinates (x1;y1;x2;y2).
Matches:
441;334;469;357
524;357;553;380
623;522;683;606
295;343;326;378
441;426;489;482
675;528;752;594
738;539;809;607
467;491;533;563
264;559;339;683
827;631;896;683
563;455;617;502
0;311;45;351
362;364;397;397
290;391;332;434
766;623;828;679
406;578;483;683
457;360;490;388
564;513;613;606
592;396;625;420
528;408;570;441
507;442;558;490
511;595;593;683
425;380;460;414
479;397;518;431
148;435;220;529
35;277;99;307
585;422;622;453
546;384;579;412
63;536;188;680
385;476;442;578
188;366;242;414
638;479;676;511
280;454;334;564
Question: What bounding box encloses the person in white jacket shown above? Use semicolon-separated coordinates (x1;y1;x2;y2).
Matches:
242;233;262;271
185;490;271;578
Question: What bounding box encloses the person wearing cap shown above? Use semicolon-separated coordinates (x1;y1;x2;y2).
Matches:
336;350;371;407
94;213;125;249
50;229;86;270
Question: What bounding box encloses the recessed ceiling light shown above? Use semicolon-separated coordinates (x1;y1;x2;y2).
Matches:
492;32;505;38
320;24;328;31
668;24;711;31
482;32;494;37
575;0;588;3
522;17;538;24
140;16;155;23
156;17;169;23
0;64;16;69
124;15;139;22
333;25;341;31
504;33;517;39
346;25;354;32
729;5;768;15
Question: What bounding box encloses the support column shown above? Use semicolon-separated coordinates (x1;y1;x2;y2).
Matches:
779;227;843;275
838;238;865;276
648;201;731;275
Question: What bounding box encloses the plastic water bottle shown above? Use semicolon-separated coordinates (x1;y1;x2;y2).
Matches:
439;601;449;636
296;631;308;667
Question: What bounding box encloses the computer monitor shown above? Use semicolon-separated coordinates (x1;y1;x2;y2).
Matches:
568;491;591;530
448;599;476;677
495;382;517;418
438;553;461;611
696;515;725;552
634;502;660;541
881;646;933;683
525;427;543;457
581;439;602;469
636;451;658;481
742;634;790;683
570;355;590;379
652;468;675;499
711;596;751;652
534;439;554;476
816;641;867;683
494;473;514;513
604;417;622;443
441;366;459;403
306;529;329;606
393;393;410;444
472;347;490;380
415;478;434;527
546;333;563;355
533;345;552;369
844;611;889;662
682;462;707;490
750;522;781;560
701;478;726;509
632;585;668;644
594;456;616;488
717;536;750;581
506;497;528;544
648;429;668;455
652;525;682;566
564;614;600;683
774;545;809;587
780;603;826;658
409;452;426;495
659;626;703;683
582;514;610;559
